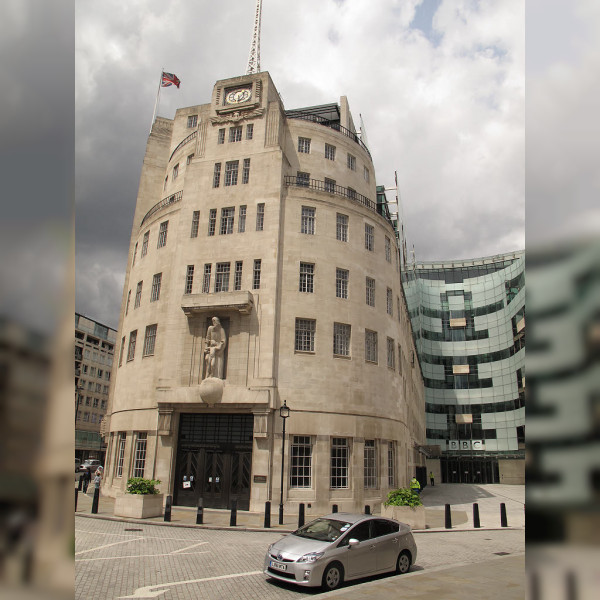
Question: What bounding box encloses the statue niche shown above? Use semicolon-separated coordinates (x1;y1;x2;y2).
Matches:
202;316;228;380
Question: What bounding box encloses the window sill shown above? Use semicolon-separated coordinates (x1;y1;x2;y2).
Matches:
294;350;315;355
333;354;351;360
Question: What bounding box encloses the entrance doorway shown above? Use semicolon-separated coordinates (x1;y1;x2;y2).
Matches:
174;413;253;509
441;457;499;483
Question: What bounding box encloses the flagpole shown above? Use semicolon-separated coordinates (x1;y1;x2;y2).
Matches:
150;68;163;134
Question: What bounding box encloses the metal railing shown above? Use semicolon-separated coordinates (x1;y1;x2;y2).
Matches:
284;176;376;212
285;112;372;158
169;130;197;162
140;190;183;227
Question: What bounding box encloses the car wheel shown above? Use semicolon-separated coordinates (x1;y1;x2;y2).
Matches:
396;551;411;574
322;562;344;591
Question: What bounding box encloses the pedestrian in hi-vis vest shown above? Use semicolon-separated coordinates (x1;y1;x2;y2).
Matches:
410;476;421;495
429;471;435;486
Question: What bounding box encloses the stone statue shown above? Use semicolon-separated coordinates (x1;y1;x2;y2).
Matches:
204;316;227;379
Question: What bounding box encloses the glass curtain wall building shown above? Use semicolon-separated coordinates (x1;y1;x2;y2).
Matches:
402;251;525;484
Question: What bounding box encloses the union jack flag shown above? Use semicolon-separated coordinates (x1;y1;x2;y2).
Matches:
161;72;181;88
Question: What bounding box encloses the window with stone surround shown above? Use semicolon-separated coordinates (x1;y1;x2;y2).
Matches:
365;223;374;251
366;277;375;307
295;318;315;352
290;436;312;488
215;262;230;292
301;206;315;235
256;203;265;231
208;209;217;236
387;337;395;369
299;262;314;293
364;440;377;488
336;268;348;299
127;330;137;362
190;211;200;238
213;163;221;188
333;322;351;357
336;213;348;242
298;137;311;153
184;265;194;294
220;207;235;234
132;433;147;478
143;324;157;357
365;329;378;363
134;281;142;308
330;438;349;489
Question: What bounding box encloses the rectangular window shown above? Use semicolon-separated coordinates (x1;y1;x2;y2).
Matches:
143;324;157;356
89;367;96;377
116;433;126;477
95;382;102;393
301;206;315;234
202;264;212;293
242;158;250;184
297;171;310;187
299;262;314;293
134;281;142;308
141;231;149;257
324;177;336;193
190;211;200;238
101;399;107;409
238;205;247;232
127;330;137;361
234;261;243;291
347;153;356;171
365;223;374;251
119;337;125;367
102;386;108;394
330;438;349;489
385;236;391;262
295;318;315;352
298;137;311;153
364;166;370;182
366;277;375;307
398;344;403;375
365;330;378;363
325;143;336;160
157;221;168;248
215;262;231;292
125;290;131;315
347;187;357;200
253;259;261;290
133;433;147;478
388;441;396;488
185;265;194;294
290;436;312;488
132;242;138;267
208;209;217;236
397;297;401;322
93;398;99;408
186;153;194;165
336;268;348;299
225;160;239;186
387;287;393;315
256;203;265;231
218;128;225;144
336;213;348;242
387;337;395;369
91;413;97;424
213;163;221;188
83;412;90;422
246;123;254;140
173;163;179;180
220;207;235;234
187;114;198;128
229;126;242;142
333;322;351;357
364;440;377;489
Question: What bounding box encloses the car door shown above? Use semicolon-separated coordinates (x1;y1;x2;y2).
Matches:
371;519;400;572
342;520;377;578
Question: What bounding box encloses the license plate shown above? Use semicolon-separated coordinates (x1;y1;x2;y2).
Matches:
270;560;287;572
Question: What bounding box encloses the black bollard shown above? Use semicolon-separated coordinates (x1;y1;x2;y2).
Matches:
164;495;172;522
91;487;100;514
364;505;371;515
75;488;78;512
278;504;284;525
566;571;576;600
298;503;305;528
78;476;83;491
196;498;204;525
332;504;338;513
264;501;271;528
500;502;508;527
444;503;452;529
230;498;237;526
473;503;481;528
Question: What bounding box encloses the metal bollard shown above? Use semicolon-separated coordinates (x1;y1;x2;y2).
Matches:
278;504;284;525
473;503;481;528
500;502;508;527
444;503;452;529
264;501;271;528
75;488;79;512
298;503;305;528
230;498;237;526
196;498;204;525
566;571;577;600
78;476;83;491
91;487;100;514
364;505;371;515
164;495;172;522
332;504;338;513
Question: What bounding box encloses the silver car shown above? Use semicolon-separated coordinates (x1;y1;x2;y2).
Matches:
264;513;417;591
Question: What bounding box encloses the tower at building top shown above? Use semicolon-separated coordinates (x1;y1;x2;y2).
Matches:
246;0;262;74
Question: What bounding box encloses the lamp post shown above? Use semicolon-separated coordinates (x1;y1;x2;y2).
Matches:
278;400;290;525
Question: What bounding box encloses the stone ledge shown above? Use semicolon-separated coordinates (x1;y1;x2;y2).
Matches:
181;291;254;315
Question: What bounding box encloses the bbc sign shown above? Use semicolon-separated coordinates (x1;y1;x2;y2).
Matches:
448;440;484;451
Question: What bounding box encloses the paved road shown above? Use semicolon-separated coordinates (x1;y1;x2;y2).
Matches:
75;515;524;600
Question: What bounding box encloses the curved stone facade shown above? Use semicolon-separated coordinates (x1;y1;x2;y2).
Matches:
103;72;425;514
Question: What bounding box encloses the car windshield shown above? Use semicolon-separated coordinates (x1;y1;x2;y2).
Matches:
293;518;353;542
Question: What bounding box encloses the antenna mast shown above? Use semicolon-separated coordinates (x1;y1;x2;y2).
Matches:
246;0;262;74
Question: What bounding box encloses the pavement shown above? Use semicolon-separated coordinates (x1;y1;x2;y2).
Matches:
75;483;525;599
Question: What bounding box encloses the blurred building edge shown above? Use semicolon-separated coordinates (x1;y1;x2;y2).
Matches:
526;238;600;545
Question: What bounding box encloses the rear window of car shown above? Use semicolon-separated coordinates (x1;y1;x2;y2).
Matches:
372;519;399;537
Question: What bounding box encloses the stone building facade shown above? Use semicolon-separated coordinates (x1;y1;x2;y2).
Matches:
103;72;425;514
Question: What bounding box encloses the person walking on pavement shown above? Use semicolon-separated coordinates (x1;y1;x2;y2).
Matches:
410;476;421;496
429;471;435;486
82;468;91;494
93;470;102;492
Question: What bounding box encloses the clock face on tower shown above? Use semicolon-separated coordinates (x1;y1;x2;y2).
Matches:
225;87;252;104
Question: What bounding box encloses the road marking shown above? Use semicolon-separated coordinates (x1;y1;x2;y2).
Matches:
170;541;209;554
77;551;210;562
75;529;205;542
117;570;263;598
75;537;144;555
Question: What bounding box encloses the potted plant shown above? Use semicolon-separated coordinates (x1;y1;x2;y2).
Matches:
381;488;426;529
113;478;164;519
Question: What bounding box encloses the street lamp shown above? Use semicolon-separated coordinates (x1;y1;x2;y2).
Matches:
278;400;290;525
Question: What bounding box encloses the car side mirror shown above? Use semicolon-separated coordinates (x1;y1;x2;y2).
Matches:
348;538;359;547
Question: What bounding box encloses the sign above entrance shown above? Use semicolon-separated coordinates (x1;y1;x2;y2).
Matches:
448;440;484;451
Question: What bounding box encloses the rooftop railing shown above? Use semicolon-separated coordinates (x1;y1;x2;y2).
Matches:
169;130;197;162
140;190;183;227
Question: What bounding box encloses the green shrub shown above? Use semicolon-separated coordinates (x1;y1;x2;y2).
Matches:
384;488;423;507
126;478;161;495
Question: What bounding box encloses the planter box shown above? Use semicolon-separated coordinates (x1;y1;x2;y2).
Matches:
381;504;426;530
114;493;164;519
